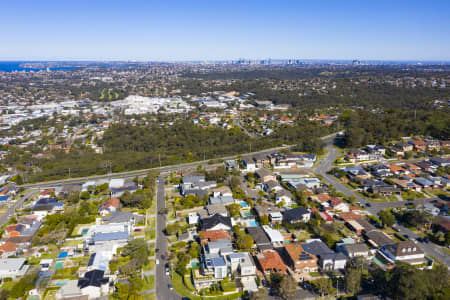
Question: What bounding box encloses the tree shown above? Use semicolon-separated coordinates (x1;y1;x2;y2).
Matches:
237;235;254;250
313;278;334;297
260;214;269;225
279;275;298;300
344;268;362;294
378;209;395;228
79;191;90;200
227;203;241;218
250;288;269;300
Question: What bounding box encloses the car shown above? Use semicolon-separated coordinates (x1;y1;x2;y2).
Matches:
156;259;160;265
365;203;372;207
406;202;414;206
424;238;430;243
404;234;410;240
168;284;173;290
166;267;170;275
417;237;423;243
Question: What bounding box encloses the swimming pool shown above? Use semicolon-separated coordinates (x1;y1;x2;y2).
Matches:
247;220;259;227
240;201;248;208
54;261;64;271
53;280;68;286
81;228;89;235
57;251;68;259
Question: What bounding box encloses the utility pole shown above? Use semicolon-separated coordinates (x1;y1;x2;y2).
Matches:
68;168;71;178
159;153;161;167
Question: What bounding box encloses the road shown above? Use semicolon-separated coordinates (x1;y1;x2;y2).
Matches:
315;143;450;267
0;190;38;227
155;175;181;300
233;118;258;138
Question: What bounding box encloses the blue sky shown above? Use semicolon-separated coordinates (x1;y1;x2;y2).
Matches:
1;0;449;61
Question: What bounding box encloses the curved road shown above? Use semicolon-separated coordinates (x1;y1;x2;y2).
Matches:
315;143;450;267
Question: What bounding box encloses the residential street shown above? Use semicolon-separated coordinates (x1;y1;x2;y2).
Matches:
155;175;181;300
0;189;38;227
315;143;450;268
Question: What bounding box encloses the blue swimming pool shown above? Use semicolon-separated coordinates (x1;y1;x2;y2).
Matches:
247;220;259;227
240;201;248;208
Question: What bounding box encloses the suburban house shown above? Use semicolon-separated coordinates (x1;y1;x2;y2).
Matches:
98;198;120;215
283;243;318;273
255;168;276;183
0;258;29;279
180;176;216;196
200;214;232;231
302;240;347;271
209;191;234;205
262;225;284;246
241;157;257;172
0;241;19;258
338;243;370;258
255;249;287;275
56;280;88;300
282;207;311;223
263;180;284;193
199;230;232;245
204;239;234;256
408;140;427;152
227;252;256;276
246;227;272;251
77;269;109;299
269;212;283;223
274;189;293;206
32;198;64;212
379;241;425;265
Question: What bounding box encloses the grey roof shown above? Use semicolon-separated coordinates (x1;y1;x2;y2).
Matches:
364;230;393;247
92;231;128;242
206;204;228;216
209;195;234;205
200;214;232;230
206;239;233;254
102;211;142;223
282;207;310;222
183;176;205;184
0;258;26;271
321;252;348;262
302;241;334;256
341;243;369;254
246;226;271;249
78;269;109;289
21;221;41;236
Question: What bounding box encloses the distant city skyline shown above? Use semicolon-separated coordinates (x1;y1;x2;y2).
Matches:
1;0;449;61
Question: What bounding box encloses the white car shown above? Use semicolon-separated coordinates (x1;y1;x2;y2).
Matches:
156;259;160;265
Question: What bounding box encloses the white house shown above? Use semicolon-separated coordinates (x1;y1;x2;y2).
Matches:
188;212;200;225
241;158;257;172
0;258;29;279
262;225;284;246
379;241;425;265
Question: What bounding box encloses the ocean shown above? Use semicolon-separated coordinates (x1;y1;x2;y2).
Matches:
0;61;73;72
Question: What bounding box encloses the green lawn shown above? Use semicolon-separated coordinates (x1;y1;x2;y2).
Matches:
171;273;243;300
145;229;156;240
142;275;155;290
143;259;155;271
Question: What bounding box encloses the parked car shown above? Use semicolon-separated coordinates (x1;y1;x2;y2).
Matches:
166;267;170;276
169;284;173;290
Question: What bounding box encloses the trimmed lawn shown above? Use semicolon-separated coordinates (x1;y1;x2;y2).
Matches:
145;229;156;240
171;273;243;300
62;239;83;248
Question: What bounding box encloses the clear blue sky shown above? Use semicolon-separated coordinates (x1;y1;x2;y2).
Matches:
1;0;449;61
